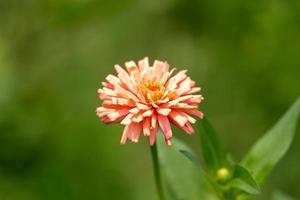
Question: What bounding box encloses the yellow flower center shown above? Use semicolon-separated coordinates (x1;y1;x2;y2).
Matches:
138;80;165;102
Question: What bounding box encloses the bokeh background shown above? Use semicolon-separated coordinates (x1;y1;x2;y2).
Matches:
0;0;299;199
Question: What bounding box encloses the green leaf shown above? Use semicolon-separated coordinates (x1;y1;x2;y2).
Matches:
197;117;227;172
179;149;200;165
272;191;297;200
241;98;300;184
156;133;218;200
229;165;261;195
178;143;225;199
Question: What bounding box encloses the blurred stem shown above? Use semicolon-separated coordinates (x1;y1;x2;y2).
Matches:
150;143;166;200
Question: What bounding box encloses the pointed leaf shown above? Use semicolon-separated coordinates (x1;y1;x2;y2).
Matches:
229;165;260;195
156;133;217;200
179;149;200;165
197;117;227;172
272;191;296;200
242;98;300;184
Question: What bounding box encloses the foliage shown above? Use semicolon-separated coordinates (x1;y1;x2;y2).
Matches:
159;99;299;200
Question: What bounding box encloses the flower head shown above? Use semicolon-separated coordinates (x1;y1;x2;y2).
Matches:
96;57;204;146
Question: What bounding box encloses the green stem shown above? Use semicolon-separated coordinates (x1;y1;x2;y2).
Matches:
150;143;166;200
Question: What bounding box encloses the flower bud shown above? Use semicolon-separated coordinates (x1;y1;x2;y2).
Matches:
216;167;231;182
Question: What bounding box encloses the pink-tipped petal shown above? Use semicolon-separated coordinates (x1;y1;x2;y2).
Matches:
166;70;187;90
143;117;151;136
132;112;144;123
153;60;164;80
138;57;149;71
186;87;201;95
158;115;172;140
166;139;172;146
169;110;188;127
120;124;131;144
106;74;121;86
125;61;138;74
143;109;154;117
120;113;134;125
157;108;171;116
149;121;158;146
183;109;204;119
130;122;143;143
151;112;157;129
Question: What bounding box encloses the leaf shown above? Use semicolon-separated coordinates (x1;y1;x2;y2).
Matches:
156;132;218;200
229;165;261;195
179;149;200;165
272;191;297;200
197;117;227;172
178;144;224;198
241;98;300;184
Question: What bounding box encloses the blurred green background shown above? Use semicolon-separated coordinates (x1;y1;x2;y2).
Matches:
0;0;299;199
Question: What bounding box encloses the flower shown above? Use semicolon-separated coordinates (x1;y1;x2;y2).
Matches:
96;57;204;146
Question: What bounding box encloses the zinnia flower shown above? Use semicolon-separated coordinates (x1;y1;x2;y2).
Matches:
96;57;204;146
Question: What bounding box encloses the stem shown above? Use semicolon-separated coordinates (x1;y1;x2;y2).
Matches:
150;143;166;200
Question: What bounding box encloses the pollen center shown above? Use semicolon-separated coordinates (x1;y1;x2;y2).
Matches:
138;80;165;103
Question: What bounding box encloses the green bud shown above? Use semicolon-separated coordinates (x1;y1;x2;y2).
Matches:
216;168;231;182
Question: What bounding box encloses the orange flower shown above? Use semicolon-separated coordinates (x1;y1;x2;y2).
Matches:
96;57;204;146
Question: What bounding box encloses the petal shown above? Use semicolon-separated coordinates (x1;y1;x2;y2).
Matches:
162;62;170;73
170;103;198;109
106;108;130;122
151;112;158;129
182;109;204;119
143;109;154;117
120;122;143;144
120;124;131;144
169;117;194;135
129;107;140;114
184;113;197;124
149;120;158;146
120;113;134;125
166;70;187;90
103;98;135;107
182;122;195;135
177;77;195;95
114;64;126;74
169;110;188;127
96;107;130;123
138;57;149;71
157;107;171;116
136;103;151;110
115;65;138;93
130;122;143;143
158;115;172;140
143;117;151;136
105;74;121;86
153;60;164;80
114;84;139;102
132;111;144;123
102;82;114;89
166;139;172;146
98;87;117;97
183;95;204;104
125;61;138;74
160;64;174;84
186;87;201;95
